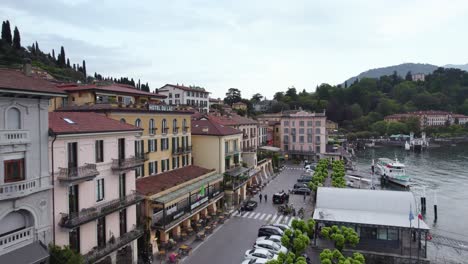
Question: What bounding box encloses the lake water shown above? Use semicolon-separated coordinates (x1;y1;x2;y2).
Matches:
354;143;468;240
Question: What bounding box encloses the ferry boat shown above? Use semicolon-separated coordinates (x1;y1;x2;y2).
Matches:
375;158;410;187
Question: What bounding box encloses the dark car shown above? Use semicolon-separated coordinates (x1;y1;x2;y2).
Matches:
294;183;308;189
297;176;313;183
242;200;258;211
292;187;311;195
273;192;289;204
258;226;284;237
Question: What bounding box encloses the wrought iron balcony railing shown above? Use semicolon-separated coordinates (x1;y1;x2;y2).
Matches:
111;156;146;171
57;164;99;183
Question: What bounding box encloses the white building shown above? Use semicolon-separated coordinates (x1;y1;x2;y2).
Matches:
158;84;210;113
0;67;67;263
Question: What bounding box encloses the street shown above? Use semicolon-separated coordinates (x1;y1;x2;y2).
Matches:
184;165;314;264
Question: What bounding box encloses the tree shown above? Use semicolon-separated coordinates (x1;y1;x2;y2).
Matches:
12;26;21;49
224;88;242;105
1;20;13;45
386;121;408;135
251;93;263;103
66;58;70;68
319;249;365;264
35;41;39;52
82;60;87;79
49;244;84;264
403;116;421;134
52;49;56;60
321;225;359;251
59;46;66;66
370;120;388;136
405;71;412;81
350;103;363;119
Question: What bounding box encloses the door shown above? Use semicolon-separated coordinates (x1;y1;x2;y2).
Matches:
118;138;125;160
68;142;78;176
119;173;126;199
68;185;79;217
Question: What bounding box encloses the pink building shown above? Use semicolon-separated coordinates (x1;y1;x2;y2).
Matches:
280;110;327;161
49;112;144;263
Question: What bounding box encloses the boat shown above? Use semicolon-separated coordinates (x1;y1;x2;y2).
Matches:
375;158;410;187
404;141;410;151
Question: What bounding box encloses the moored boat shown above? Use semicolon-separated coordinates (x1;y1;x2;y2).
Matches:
375;158;410;187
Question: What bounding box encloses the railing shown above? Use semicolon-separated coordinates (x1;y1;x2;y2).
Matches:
84;227;143;263
135;153;149;162
59;191;144;228
111;156;145;171
0;227;34;251
287;149;316;155
57;164;99;183
149;128;157;135
182;126;189;133
243;134;248;139
179;146;192;153
173;127;179;134
162;128;169;135
0;130;30;145
242;147;257;152
0;178;40;200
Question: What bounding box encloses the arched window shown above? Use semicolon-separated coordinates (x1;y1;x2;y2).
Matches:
162;119;167;134
7;107;21;129
135;119;141;128
120;118;126;124
182;119;187;133
149;119;155;134
173;119;178;133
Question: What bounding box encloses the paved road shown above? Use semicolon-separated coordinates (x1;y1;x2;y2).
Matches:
184;165;312;264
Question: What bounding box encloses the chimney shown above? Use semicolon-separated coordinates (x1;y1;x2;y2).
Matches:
23;58;32;76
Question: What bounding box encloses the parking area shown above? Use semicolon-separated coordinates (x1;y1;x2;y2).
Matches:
183;165;315;264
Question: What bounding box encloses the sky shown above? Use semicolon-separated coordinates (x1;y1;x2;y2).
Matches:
1;0;468;99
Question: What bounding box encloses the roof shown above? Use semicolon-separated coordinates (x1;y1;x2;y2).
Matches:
56;104;193;115
313;187;429;230
0;68;66;96
136;165;215;196
57;83;166;98
191;116;243;136
49;112;142;135
0;241;49;264
209;114;258;126
159;84;209;93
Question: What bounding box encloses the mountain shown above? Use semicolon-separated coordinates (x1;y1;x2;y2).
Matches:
343;63;439;85
443;63;468;72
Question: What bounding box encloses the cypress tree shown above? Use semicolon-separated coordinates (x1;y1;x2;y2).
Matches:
52;49;56;60
1;21;5;42
31;42;36;54
12;26;21;49
73;64;76;70
67;58;70;68
82;60;87;79
59;46;66;66
35;41;39;52
4;20;12;45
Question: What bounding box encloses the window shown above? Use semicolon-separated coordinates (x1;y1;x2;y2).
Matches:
169;93;173;98
299;128;304;134
149;161;158;175
97;217;106;248
173;119;178;133
68;185;79;215
95;140;104;163
7;107;21;129
148;139;157;152
161;138;169;150
169;100;172;105
182;119;187;133
299;136;304;143
307;121;313;126
69;228;80;253
149;119;156;134
316;145;321;153
135;140;144;157
315;121;321;126
225;141;229;154
283;135;289;143
315;128;321;134
161;159;169;172
172;157;178;169
307;134;313;143
162;119;168;134
96;178;105;202
119;209;127;236
135;119;141;128
135;165;143;179
299;121;304;127
175;94;180;98
234;139;238;151
120;118;126;124
4;158;25;182
291;128;296;134
315;135;321;143
119;173;126;198
283;121;289;126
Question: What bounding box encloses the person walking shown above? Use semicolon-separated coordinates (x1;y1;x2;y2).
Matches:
303;192;306;202
259;193;263;202
264;194;268;202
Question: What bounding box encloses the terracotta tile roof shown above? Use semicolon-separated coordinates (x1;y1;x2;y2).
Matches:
49;112;142;135
56;104;194;115
0;68;66;96
57;83;166;98
191;116;243;136
159;84;210;93
209;114;258;126
136;165;215;196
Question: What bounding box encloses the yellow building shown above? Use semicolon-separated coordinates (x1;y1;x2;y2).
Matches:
232;101;247;111
51;83;193;177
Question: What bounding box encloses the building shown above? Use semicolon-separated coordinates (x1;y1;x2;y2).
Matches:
49;112;144;263
384;111;468;128
231;102;247;111
313;187;430;261
326;120;338;134
52;83;193;180
0;67;67;263
136;166;223;255
253;100;275;112
258;124;268;147
411;73;425;82
209;114;259;152
158;84;210;113
208;98;223;106
280;110;327;161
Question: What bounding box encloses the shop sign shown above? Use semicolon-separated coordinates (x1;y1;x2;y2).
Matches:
190;196;208;210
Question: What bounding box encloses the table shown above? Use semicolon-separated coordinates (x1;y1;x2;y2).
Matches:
179;244;192;256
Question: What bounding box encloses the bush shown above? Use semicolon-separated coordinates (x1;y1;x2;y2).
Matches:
49;244;84;264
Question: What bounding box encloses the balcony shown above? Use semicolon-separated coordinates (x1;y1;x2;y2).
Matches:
243;134;248;139
173;127;179;134
162;128;169;135
0;130;30;145
59;191;144;228
57;164;99;184
0;178;40;200
179;146;192;154
182;126;190;134
84;227;144;263
172;147;183;155
0;227;34;251
149;128;157;135
111;156;145;172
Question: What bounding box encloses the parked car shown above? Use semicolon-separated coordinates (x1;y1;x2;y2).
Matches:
304;164;315;170
256;235;283;245
241;258;268;264
273;192;289;204
258;226;284;237
297;176;313;183
291;187;311;195
294;183;308;189
254;240;288;254
271;223;291;232
242;200;258;211
244;248;278;261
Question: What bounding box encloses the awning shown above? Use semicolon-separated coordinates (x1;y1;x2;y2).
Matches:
259;146;281;152
0;241;49;264
225;166;249;177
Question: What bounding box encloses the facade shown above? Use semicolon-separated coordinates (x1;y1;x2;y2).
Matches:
208;98;223;107
49;112;144;263
326;120;338;134
52;83;193;179
384;111;468;128
280;110;327;161
257;125;268;147
209;114;259;152
231;102;247;111
0;68;67;263
253;99;275;112
411;73;425;82
136;166;223;254
158;84;210;113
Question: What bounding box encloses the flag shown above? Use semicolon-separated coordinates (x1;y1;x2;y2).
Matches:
418;213;423;220
199;184;205;196
409;204;414;221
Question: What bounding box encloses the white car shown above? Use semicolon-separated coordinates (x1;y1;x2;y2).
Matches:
244;248;278;261
256;235;283;245
241;258;268;264
254;239;288;254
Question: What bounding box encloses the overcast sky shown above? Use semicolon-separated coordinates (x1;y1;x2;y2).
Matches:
2;0;468;99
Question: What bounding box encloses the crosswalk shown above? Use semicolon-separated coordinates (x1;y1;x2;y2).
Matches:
283;166;305;171
231;211;299;226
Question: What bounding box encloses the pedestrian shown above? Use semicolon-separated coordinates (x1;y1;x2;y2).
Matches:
264;194;268;202
259;193;263;202
303;192;306;201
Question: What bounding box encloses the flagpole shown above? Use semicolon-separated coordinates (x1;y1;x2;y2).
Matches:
409;204;413;262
